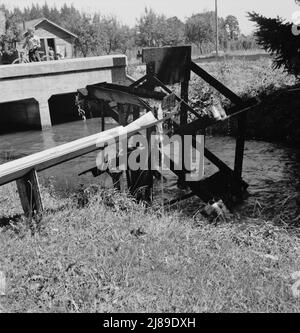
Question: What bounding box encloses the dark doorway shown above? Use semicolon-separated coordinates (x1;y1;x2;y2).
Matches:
47;38;56;59
47;38;56;51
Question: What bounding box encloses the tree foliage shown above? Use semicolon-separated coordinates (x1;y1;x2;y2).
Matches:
96;15;132;54
0;5;22;54
135;8;166;47
164;16;185;46
72;14;98;57
224;15;240;40
185;12;215;52
249;12;300;77
0;2;257;59
135;8;185;47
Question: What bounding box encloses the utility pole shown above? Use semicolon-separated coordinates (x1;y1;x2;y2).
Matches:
215;0;219;56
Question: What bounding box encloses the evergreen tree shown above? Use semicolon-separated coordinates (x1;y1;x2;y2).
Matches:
249;11;300;77
28;4;43;20
42;3;51;19
48;7;60;24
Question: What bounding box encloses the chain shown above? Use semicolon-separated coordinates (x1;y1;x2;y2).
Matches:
75;93;87;121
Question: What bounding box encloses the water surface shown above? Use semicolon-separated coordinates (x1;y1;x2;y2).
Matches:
0;118;299;217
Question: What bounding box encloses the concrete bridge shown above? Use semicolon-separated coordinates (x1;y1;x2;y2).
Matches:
0;55;131;131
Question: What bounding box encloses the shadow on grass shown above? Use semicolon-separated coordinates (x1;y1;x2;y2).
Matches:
0;214;23;228
0;204;70;232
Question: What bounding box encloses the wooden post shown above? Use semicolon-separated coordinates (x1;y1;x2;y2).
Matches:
133;106;140;121
16;169;43;217
115;103;127;192
179;80;189;187
126;106;140;193
234;113;247;178
118;103;126;127
180;81;189;125
146;116;154;200
101;100;105;132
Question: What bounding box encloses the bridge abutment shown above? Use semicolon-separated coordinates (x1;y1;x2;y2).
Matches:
0;99;41;132
0;55;130;132
38;97;52;129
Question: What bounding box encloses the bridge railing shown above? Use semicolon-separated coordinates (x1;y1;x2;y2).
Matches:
0;112;164;217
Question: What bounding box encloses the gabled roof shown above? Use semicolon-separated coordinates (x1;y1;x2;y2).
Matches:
19;17;78;39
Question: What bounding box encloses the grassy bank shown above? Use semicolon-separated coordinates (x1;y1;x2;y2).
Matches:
0;183;300;313
129;56;300;145
0;52;299;313
190;57;300;144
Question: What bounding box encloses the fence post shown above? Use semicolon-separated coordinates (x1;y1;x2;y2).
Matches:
16;169;43;217
234;112;247;178
179;80;189;187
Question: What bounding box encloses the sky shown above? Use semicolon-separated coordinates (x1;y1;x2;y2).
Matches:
2;0;300;35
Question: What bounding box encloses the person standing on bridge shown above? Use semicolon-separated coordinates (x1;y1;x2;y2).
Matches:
23;28;41;62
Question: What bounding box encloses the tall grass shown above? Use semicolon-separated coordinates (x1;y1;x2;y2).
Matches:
0;183;299;313
0;56;299;313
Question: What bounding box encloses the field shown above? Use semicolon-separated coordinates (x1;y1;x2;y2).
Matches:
0;55;300;313
128;52;296;94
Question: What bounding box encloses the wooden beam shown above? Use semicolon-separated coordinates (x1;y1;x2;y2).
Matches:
105;103;121;123
87;85;151;110
16;169;43;217
190;61;243;105
174;99;259;135
234;112;247;178
150;75;201;119
226;97;259;116
129;74;148;88
132;106;140;121
0;127;122;186
178;80;190;186
100;100;105;131
0;110;183;188
95;82;166;100
204;148;233;176
118;103;127;127
180;80;189;125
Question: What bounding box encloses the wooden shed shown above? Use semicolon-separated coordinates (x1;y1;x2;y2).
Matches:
18;18;78;59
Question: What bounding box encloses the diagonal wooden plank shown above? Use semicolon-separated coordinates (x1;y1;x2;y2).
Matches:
150;75;201;119
190;61;243;105
129;74;148;88
94;82;167;100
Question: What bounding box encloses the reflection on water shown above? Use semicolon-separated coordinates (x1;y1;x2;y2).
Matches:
0;118;117;193
0;118;299;214
205;136;300;217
